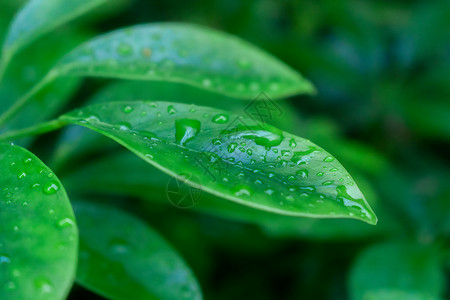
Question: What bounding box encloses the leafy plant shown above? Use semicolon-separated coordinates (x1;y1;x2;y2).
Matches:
2;0;448;299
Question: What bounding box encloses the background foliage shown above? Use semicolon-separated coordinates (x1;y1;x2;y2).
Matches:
1;0;449;299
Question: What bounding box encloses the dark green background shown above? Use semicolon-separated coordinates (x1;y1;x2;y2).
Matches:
1;0;449;299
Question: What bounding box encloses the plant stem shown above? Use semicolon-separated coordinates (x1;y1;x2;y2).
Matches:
0;119;67;142
0;72;55;126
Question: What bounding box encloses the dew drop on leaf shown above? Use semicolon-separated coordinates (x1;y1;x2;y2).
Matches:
232;185;253;196
212;113;229;124
43;182;60;194
122;105;133;113
34;278;52;294
175;119;201;146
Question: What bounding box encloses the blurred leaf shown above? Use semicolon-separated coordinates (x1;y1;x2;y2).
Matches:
0;28;92;141
52;23;314;99
0;143;77;300
73;200;202;300
1;0;109;71
60;101;377;223
62;151;394;240
349;241;445;300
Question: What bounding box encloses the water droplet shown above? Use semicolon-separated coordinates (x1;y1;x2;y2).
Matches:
18;172;26;179
212;138;222;145
175;119;201;146
227;143;238;153
24;158;32;163
202;78;212;87
232;185;253;196
34;278;52;294
109;238;130;254
289;139;297;148
323;156;335;162
58;218;75;228
221;124;284;148
212;114;229;124
322;180;334;186
117;122;132;131
122;105;133;113
264;189;274;195
246;149;253;155
43;182;60;194
296;169;308;178
0;253;11;264
145;154;154;159
167;105;177;115
117;42;133;56
316;172;324;177
22;201;28;206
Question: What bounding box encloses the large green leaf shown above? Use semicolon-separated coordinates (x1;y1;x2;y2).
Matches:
62;151;394;240
60;101;377;224
73;200;202;300
0;143;78;300
52;23;314;99
1;0;108;71
349;242;445;300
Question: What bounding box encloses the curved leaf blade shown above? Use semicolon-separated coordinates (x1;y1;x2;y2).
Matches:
73;201;202;300
1;0;108;68
60;101;377;224
54;23;315;99
349;242;444;300
62;151;393;240
0;143;78;300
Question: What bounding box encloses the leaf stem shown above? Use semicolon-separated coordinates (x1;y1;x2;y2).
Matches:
0;71;56;126
0;118;67;142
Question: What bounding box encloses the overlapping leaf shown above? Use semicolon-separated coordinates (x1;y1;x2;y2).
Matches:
73;201;202;300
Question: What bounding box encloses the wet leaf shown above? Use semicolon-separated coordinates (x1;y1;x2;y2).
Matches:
53;23;315;99
1;0;108;69
349;242;445;300
62;151;393;240
73;200;202;300
0;143;77;300
60;101;377;224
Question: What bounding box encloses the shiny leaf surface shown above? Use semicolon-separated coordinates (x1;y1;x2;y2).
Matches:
60;101;377;224
0;143;77;300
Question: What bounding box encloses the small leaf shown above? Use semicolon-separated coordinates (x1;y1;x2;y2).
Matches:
349;242;445;300
60;101;377;224
1;0;108;68
73;200;202;300
53;23;315;99
0;143;77;300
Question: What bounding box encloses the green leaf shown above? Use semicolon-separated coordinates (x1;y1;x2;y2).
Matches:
60;101;377;224
62;151;393;240
0;28;89;139
73;200;202;300
53;23;315;99
349;242;445;300
53;80;301;168
1;0;108;70
0;143;78;300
